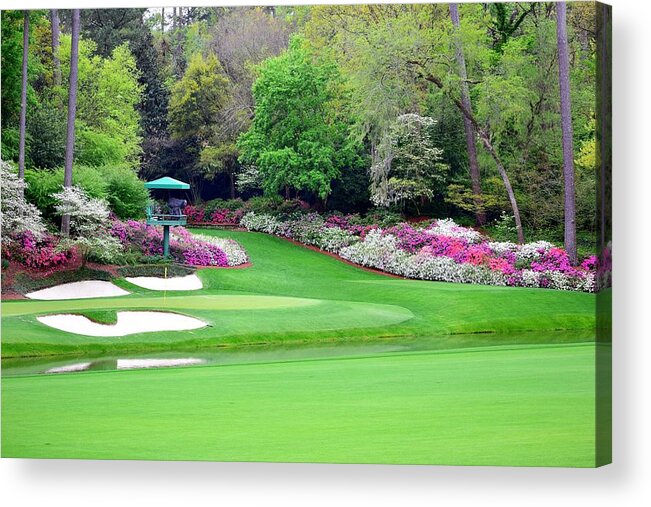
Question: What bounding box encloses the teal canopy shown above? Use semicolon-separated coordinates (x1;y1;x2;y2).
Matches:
144;177;190;190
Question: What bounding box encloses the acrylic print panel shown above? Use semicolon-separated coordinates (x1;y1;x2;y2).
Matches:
0;2;611;467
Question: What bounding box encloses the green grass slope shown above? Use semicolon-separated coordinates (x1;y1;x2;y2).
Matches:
1;230;596;358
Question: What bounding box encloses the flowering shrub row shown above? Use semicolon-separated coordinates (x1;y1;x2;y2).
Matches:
183;198;402;229
241;212;599;292
339;230;596;292
241;212;359;253
184;197;316;226
109;220;248;267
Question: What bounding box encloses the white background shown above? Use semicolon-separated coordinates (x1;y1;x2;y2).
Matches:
1;0;649;505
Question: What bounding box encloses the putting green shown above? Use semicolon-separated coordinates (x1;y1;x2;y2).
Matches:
1;343;598;466
2;294;319;317
2;295;413;348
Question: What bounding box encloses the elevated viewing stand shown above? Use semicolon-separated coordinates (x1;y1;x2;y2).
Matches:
144;177;191;258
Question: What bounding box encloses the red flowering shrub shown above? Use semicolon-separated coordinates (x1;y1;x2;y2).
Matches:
3;232;75;270
184;205;206;223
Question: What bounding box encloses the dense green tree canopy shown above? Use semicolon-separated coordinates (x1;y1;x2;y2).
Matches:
238;37;363;200
167;53;230;142
0;4;599;248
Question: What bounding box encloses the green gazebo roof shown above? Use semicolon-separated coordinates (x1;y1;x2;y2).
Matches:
144;177;190;190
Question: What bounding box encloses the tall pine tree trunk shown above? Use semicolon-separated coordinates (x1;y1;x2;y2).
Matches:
449;3;485;226
556;2;577;264
18;11;29;181
173;8;185;77
51;9;61;87
61;9;80;236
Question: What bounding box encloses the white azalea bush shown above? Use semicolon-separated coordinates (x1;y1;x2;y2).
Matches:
425;218;483;243
242;211;359;253
317;226;359;253
190;233;249;266
1;161;77;270
405;254;509;286
515;240;555;263
240;212;282;235
277;213;325;246
339;231;410;272
487;241;520;257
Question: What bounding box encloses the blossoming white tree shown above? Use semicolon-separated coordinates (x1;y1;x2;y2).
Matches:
53;186;121;264
370;114;448;212
0;161;46;243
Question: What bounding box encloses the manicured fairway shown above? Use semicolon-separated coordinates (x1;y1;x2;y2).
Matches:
2;343;597;466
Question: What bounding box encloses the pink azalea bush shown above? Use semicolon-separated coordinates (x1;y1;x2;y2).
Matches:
184;205;206;224
210;208;246;224
110;219;164;256
109;220;248;267
2;231;75;270
184;204;245;225
180;242;229;266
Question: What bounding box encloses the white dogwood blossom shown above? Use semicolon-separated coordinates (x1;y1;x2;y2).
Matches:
53;186;122;263
0;161;46;242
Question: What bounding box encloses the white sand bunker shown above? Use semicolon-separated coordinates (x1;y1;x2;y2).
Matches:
26;280;130;300
125;274;203;291
37;311;207;337
46;358;204;374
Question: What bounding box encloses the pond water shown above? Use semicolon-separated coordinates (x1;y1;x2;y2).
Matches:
1;330;595;377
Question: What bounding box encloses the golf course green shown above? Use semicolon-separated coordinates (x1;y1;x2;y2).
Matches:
2;230;600;465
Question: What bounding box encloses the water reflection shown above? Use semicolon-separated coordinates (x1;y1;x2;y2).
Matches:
44;358;205;374
2;329;595;377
